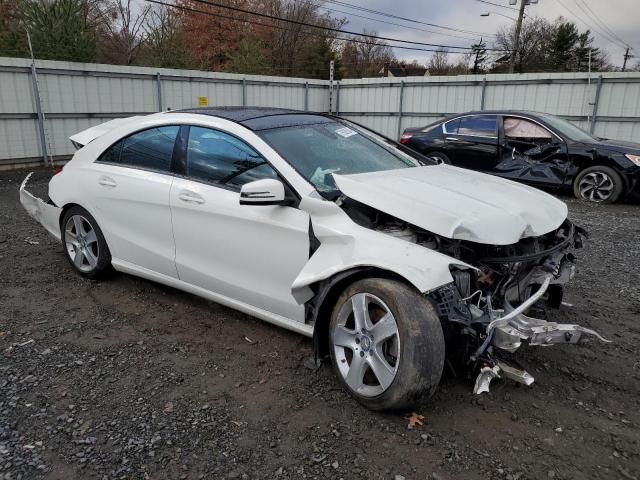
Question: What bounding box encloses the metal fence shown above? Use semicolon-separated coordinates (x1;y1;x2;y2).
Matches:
0;57;328;167
2;56;640;169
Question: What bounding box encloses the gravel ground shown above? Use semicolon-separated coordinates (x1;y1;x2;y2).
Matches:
1;169;639;480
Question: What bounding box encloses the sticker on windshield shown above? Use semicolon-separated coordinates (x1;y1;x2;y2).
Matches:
335;127;357;138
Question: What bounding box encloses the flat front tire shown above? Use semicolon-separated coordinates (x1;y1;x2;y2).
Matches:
61;206;112;279
329;278;445;411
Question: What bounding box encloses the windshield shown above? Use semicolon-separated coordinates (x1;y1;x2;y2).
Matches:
537;113;595;142
258;120;419;196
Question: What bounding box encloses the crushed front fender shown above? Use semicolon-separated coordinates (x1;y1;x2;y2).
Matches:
19;173;62;241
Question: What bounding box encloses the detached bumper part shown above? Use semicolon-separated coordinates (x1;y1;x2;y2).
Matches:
473;273;610;394
19;173;62;241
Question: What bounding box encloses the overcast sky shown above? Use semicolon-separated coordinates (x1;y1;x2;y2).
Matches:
330;0;639;68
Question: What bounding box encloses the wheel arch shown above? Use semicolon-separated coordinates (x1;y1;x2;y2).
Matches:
307;266;418;360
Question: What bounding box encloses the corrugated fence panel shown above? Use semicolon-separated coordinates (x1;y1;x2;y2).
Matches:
2;58;640;165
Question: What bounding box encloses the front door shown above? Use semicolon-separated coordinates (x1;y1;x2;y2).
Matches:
169;126;310;322
496;116;569;187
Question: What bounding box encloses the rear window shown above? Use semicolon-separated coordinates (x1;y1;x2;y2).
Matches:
457;115;497;136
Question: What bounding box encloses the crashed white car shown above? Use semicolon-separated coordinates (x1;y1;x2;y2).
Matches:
20;107;609;410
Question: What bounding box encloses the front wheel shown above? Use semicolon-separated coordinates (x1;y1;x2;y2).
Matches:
573;166;624;203
328;278;445;411
427;151;451;165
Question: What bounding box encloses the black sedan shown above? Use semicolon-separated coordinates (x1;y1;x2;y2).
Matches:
400;110;640;203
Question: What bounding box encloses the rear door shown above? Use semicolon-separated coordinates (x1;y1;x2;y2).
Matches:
89;125;180;277
444;115;499;171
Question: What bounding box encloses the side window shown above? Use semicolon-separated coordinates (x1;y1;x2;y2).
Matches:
457;115;497;136
443;118;460;134
504;117;553;143
99;140;123;164
115;126;179;172
186;127;278;189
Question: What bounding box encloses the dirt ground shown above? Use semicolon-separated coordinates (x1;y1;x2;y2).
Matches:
1;169;639;480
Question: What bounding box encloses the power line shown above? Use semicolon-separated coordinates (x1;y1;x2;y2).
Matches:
296;1;480;41
573;0;632;51
322;0;499;37
146;0;501;55
556;0;627;50
182;0;508;51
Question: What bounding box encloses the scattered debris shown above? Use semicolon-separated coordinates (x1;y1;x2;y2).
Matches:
473;366;500;394
163;402;174;414
243;336;256;344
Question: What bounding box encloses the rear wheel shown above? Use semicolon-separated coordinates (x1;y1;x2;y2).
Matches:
427;151;451;165
61;206;112;279
573;166;624;203
328;278;445;411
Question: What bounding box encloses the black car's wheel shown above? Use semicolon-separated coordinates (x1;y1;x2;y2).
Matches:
328;278;445;411
427;151;451;165
61;206;112;279
573;166;624;203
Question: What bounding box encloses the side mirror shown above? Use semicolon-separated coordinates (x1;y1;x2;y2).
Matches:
239;179;287;206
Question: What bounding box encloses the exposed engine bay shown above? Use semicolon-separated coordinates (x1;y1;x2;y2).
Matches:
339;196;610;393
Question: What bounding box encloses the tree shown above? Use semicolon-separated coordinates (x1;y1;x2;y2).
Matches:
19;0;98;62
428;48;450;75
301;33;341;79
139;5;193;69
0;0;28;58
471;38;487;74
95;0;151;65
549;20;579;71
226;37;270;75
339;31;394;78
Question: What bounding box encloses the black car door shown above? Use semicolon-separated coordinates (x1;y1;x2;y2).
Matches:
495;116;570;187
444;115;499;171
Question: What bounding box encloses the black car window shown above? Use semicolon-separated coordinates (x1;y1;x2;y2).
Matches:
457;115;497;136
99;126;179;172
186;127;278;189
504;117;553;143
443;118;460;134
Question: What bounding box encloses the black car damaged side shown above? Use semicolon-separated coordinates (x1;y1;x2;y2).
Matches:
400;110;640;203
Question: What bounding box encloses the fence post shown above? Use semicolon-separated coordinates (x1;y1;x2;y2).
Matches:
156;73;163;111
590;75;603;135
335;82;340;115
480;77;487;110
242;78;247;106
30;63;49;166
397;80;405;139
304;82;309;111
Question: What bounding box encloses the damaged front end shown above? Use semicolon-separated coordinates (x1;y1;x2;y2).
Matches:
427;219;611;392
339;197;610;393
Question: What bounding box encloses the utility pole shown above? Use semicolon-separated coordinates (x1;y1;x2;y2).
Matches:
329;60;335;113
622;47;631;72
508;0;527;74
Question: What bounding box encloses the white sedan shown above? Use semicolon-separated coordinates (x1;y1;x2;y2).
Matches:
20;107;609;410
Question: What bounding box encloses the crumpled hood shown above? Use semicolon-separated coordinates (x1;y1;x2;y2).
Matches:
333;165;568;245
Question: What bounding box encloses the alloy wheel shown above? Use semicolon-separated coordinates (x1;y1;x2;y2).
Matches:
65;214;99;272
332;293;400;397
578;171;614;202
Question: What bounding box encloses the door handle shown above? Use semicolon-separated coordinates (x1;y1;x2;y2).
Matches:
178;191;205;205
98;176;117;187
445;137;460;141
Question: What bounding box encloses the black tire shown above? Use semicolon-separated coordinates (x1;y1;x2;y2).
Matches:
60;206;112;279
328;278;445;411
573;165;624;204
426;151;451;165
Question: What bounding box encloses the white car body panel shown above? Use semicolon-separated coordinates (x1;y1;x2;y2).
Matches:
333;165;568;245
170;176;310;321
19;173;62;241
292;196;474;303
69;116;147;147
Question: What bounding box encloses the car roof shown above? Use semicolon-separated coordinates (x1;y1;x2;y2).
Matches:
170;106;334;131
